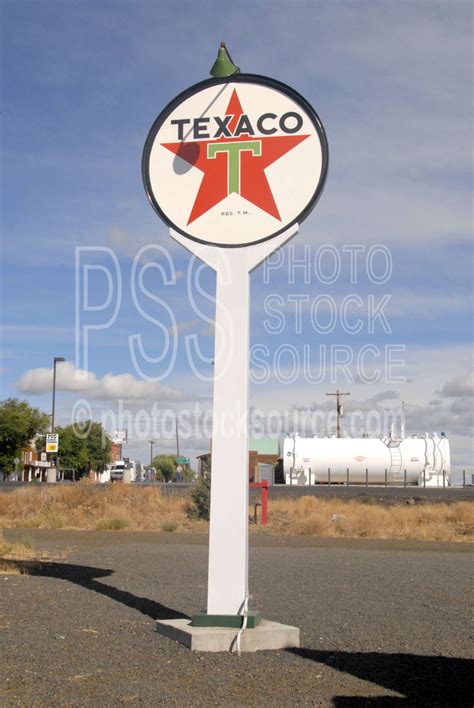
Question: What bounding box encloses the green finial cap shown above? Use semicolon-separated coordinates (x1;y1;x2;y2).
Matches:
210;41;240;78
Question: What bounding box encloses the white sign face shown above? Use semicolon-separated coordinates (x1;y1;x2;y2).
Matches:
143;75;328;247
46;433;58;453
111;430;127;445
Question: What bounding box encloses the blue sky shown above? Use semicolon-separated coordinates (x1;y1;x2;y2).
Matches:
1;0;472;469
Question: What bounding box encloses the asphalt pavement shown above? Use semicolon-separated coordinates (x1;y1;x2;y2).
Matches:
1;529;472;706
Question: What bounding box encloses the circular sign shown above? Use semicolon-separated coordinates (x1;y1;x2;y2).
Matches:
143;74;328;248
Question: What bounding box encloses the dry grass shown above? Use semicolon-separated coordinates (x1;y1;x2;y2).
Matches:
266;496;474;542
0;531;53;574
0;483;472;542
0;481;205;533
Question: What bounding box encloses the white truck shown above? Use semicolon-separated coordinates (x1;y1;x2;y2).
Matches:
110;460;139;483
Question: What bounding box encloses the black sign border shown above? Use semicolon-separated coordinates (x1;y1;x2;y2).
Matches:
142;73;329;248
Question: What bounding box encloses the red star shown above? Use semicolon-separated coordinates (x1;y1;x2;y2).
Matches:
161;90;309;224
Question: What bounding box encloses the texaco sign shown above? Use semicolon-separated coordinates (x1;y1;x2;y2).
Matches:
142;74;328;247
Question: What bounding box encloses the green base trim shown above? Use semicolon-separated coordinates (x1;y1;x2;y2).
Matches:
191;610;261;629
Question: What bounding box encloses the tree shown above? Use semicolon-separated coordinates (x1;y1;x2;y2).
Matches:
52;425;88;473
151;454;196;482
180;466;196;483
82;421;112;472
152;454;177;482
0;399;49;477
54;421;111;476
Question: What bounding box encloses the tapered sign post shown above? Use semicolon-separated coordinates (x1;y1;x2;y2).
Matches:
169;224;299;621
142;44;328;650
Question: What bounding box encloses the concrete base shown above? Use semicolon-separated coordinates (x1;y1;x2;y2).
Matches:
155;618;300;653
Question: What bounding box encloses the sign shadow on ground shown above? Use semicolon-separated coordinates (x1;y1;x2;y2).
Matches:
287;648;473;705
3;559;189;622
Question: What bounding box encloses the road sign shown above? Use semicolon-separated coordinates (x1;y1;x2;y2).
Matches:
46;433;59;453
176;456;190;464
111;429;127;445
143;74;328;248
143;55;328;626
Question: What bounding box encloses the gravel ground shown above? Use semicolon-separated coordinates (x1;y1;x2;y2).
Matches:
0;529;472;707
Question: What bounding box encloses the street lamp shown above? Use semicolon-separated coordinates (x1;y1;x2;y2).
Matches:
47;357;65;483
51;357;65;433
148;440;154;468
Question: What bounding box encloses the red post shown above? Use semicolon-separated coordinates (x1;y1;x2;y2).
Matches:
249;481;269;525
261;480;268;525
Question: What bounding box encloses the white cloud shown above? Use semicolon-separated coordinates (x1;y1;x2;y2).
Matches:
1;325;73;337
16;361;194;403
108;227;184;262
439;371;474;398
166;318;202;335
199;324;215;337
367;390;400;403
246;344;473;465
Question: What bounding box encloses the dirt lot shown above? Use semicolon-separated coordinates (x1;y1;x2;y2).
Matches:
1;529;472;706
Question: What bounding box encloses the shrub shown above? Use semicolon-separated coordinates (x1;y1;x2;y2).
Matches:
190;472;211;520
95;517;128;531
161;520;178;532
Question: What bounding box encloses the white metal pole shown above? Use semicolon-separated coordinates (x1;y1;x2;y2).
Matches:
207;256;250;614
169;225;298;618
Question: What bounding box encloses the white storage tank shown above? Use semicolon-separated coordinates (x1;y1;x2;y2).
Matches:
283;433;451;486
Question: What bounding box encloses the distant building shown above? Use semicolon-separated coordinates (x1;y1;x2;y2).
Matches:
197;437;279;482
110;443;122;463
22;443;49;482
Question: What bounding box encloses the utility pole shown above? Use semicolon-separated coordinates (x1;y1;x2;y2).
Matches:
175;416;180;458
326;390;350;438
